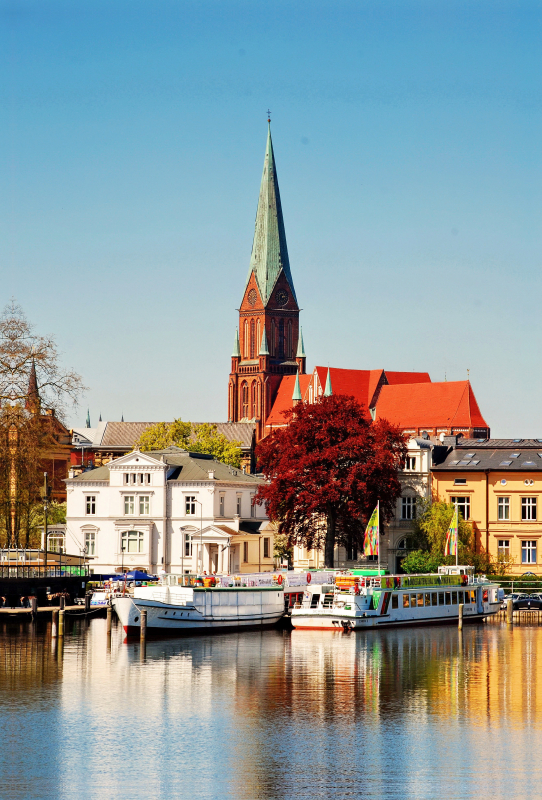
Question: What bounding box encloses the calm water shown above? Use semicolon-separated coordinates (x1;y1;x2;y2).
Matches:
1;616;541;800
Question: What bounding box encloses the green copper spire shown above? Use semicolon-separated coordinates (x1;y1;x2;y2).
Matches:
296;326;306;358
324;368;332;397
292;371;302;402
232;329;241;357
259;326;269;356
245;125;297;305
86;409;91;428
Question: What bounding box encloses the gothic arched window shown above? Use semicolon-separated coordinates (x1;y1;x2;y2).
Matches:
278;319;285;358
250;319;256;359
244;320;249;358
257;319;261;355
287;320;292;358
251;381;257;419
241;382;249;418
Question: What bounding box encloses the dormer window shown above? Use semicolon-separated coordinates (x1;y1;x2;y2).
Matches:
405;457;416;471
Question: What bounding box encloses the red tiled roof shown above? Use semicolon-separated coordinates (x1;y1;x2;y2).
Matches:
265;374;312;427
375;381;488;430
313;367;384;413
384;371;431;386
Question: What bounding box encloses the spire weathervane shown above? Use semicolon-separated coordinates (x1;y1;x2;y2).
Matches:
267;109;271;123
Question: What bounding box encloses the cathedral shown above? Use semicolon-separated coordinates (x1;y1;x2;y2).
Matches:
229;125;490;444
228;123;305;441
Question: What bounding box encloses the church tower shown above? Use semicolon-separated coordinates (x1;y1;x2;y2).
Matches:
228;123;304;440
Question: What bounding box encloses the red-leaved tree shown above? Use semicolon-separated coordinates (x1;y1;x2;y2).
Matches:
255;394;407;567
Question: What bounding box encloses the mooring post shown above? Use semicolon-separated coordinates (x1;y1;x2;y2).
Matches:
85;593;91;614
140;609;147;643
31;596;38;620
52;609;59;638
58;609;65;637
506;597;513;625
106;604;112;636
59;595;65;611
458;603;463;630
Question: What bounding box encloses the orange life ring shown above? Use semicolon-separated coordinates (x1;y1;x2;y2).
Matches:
306;573;312;584
277;574;283;585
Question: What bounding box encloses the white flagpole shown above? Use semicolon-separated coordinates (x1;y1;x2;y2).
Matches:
377;500;380;577
456;509;459;567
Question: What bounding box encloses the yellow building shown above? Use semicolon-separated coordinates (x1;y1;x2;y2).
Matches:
432;437;542;575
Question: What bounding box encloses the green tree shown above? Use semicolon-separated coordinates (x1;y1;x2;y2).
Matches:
136;419;191;452
273;532;293;566
188;423;242;468
402;499;478;572
412;499;473;555
136;419;242;468
401;550;442;574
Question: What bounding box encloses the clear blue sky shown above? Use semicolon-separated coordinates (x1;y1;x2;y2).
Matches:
2;0;541;436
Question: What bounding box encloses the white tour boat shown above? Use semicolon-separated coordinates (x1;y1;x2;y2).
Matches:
291;566;501;630
113;573;285;635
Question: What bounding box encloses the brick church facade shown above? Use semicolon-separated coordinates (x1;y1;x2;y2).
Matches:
229;127;490;444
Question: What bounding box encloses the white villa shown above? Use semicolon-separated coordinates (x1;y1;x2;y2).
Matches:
65;447;275;575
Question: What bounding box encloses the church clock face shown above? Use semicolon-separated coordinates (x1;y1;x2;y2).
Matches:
276;289;289;306
247;289;258;306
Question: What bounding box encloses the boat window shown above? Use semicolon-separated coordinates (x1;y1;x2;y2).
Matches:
438;592;445;605
410;594;417;608
392;594;398;609
452;591;458;605
431;593;438;606
445;592;452;605
310;594;319;608
425;593;431;607
470;590;476;603
463;591;469;604
403;594;409;609
417;593;424;607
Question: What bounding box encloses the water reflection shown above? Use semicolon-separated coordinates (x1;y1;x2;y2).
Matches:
1;619;542;799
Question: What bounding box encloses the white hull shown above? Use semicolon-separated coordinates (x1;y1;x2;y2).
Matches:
291;607;499;630
292;570;501;631
113;586;284;635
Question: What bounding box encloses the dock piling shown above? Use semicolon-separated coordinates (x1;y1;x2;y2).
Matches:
140;609;147;662
51;609;59;638
140;609;147;643
506;597;513;625
85;594;91;614
106;605;112;636
458;603;463;630
58;609;65;637
59;595;65;611
31;597;37;620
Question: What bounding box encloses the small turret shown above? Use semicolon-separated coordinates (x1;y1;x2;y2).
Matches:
231;328;241;373
324;368;332;397
296;326;306;374
25;359;40;415
85;409;91;428
292;372;302;406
